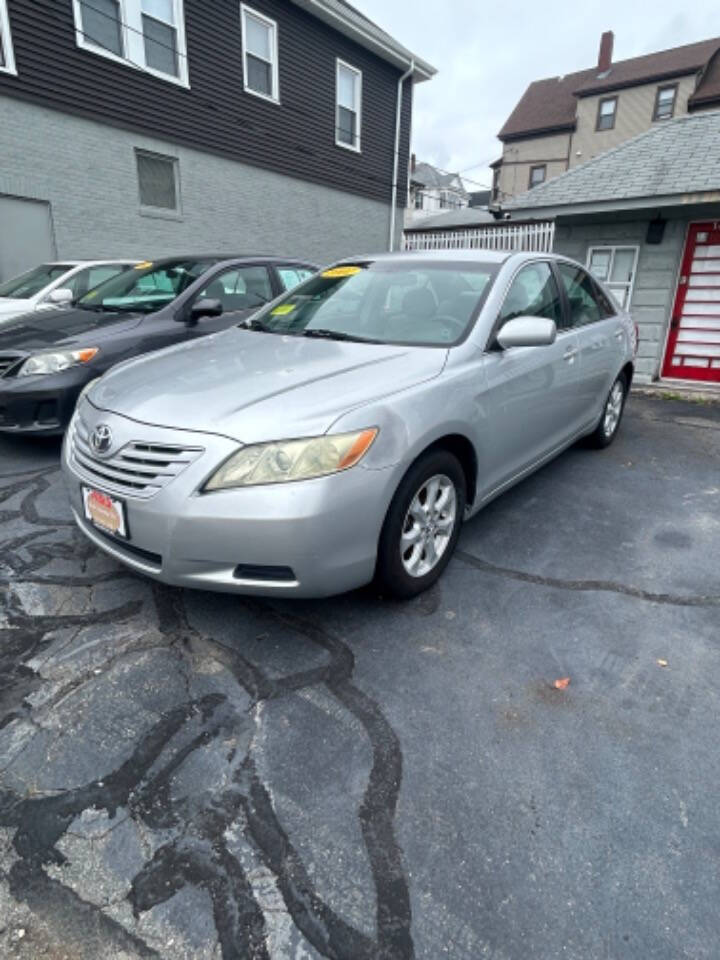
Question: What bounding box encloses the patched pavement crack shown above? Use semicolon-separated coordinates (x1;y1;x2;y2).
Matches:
456;549;720;608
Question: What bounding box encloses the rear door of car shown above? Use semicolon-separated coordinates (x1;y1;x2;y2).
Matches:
481;260;585;491
554;261;624;426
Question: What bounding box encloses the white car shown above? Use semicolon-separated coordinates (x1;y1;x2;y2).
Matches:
0;260;138;325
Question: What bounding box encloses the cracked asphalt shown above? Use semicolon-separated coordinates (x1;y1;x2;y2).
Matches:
0;393;719;960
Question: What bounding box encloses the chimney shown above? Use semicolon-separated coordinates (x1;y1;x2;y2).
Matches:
598;30;614;71
411;153;416;173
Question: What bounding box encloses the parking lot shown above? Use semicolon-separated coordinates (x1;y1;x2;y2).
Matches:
0;393;719;960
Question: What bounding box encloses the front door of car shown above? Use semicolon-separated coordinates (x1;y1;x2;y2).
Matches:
184;265;275;337
555;261;625;426
480;261;586;492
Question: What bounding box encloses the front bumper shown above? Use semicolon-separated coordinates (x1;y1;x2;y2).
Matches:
0;367;90;435
62;406;397;598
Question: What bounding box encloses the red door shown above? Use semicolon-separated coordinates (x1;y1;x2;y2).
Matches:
662;222;720;382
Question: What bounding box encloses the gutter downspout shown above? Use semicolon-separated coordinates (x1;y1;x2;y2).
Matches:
389;58;415;251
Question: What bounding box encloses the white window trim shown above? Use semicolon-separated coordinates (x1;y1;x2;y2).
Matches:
586;245;639;309
71;0;190;88
135;148;183;219
335;58;362;153
0;0;17;75
240;3;280;105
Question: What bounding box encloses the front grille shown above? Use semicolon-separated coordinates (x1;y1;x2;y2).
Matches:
0;354;24;378
70;415;204;499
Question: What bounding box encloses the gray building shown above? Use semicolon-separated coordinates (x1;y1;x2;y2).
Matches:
0;0;434;281
506;110;720;387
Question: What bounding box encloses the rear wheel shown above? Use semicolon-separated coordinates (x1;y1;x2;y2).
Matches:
587;373;627;448
376;450;466;599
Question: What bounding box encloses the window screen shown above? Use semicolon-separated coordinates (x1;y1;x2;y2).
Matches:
136;151;178;210
79;0;122;55
142;0;179;77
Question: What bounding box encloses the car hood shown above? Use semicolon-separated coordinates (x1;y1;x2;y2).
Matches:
0;308;143;351
90;327;448;443
0;298;36;320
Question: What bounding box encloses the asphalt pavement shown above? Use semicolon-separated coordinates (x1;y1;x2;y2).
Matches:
0;394;719;960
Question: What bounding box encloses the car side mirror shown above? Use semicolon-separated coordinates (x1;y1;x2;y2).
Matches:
47;288;74;305
496;316;557;349
187;298;223;323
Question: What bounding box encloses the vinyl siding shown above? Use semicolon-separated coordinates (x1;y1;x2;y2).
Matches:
570;75;698;167
497;132;571;200
0;0;413;207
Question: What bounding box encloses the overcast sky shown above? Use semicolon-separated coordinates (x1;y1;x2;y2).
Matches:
357;0;720;192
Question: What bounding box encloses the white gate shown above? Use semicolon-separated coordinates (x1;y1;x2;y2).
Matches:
403;221;555;253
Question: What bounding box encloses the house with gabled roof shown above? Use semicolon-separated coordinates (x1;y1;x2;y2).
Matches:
505;110;720;387
492;32;720;204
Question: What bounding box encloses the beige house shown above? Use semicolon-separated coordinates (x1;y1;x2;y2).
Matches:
492;32;720;203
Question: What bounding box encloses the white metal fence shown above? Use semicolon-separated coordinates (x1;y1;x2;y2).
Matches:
403;221;555;253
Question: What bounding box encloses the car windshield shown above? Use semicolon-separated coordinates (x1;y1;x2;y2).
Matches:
76;259;217;314
0;264;74;299
246;260;499;346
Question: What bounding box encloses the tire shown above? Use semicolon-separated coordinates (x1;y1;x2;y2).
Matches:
376;449;466;600
587;372;627;449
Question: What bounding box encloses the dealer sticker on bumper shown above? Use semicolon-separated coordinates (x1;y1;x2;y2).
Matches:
82;486;128;539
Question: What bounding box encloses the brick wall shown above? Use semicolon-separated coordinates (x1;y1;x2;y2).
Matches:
0;96;400;267
554;217;687;382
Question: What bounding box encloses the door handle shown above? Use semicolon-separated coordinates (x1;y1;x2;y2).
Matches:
563;347;578;362
614;330;624;342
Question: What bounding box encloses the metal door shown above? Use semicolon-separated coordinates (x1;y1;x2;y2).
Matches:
0;195;56;282
662;223;720;383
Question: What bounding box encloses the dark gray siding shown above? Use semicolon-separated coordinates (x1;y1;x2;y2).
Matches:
1;0;412;206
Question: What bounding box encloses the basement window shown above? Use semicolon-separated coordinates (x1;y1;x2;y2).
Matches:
0;0;16;75
73;0;189;86
336;59;362;151
136;150;181;215
241;4;279;103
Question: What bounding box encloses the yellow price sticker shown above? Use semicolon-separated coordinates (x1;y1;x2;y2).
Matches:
271;303;296;316
134;261;154;270
321;265;362;278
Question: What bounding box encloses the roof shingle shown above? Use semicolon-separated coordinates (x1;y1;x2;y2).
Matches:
505;110;720;212
499;36;720;140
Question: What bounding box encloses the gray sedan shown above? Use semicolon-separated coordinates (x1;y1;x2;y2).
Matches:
61;251;635;599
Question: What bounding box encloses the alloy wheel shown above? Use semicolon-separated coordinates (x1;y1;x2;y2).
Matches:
603;381;624;438
400;474;457;578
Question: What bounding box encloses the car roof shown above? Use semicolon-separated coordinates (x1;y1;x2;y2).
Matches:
337;249;513;265
142;254;316;265
45;260;140;266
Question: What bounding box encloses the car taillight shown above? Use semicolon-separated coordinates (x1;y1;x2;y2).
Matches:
633;322;639;356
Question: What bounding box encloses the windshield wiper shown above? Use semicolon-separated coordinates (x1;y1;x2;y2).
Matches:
302;328;380;343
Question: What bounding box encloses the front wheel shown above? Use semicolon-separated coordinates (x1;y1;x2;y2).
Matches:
587;373;627;448
376;450;466;600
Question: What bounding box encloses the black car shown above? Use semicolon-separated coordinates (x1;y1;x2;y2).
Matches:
0;255;316;435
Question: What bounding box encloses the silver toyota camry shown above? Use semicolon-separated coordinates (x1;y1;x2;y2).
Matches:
61;251;635;599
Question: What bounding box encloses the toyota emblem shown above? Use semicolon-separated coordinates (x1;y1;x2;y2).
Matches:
90;424;113;456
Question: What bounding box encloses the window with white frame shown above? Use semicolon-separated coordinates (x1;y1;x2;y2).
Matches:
587;245;639;308
0;0;17;75
73;0;188;84
240;4;279;102
336;59;361;151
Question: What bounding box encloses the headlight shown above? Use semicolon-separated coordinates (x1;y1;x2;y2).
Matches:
19;348;99;377
204;428;378;490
